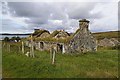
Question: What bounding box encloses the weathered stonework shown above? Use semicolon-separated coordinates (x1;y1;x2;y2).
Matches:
34;41;66;53
33;29;50;38
67;19;97;53
39;32;50;38
54;30;70;39
98;38;120;47
26;19;98;54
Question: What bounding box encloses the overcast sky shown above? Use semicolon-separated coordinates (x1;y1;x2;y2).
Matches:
1;0;119;34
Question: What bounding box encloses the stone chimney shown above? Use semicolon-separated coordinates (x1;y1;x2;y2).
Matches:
34;29;39;32
79;19;89;30
67;19;97;53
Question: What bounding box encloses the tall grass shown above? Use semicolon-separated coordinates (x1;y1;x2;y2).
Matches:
2;42;118;78
0;41;2;78
93;31;120;40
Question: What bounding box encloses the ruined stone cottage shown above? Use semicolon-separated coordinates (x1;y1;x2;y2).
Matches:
67;19;97;53
26;19;97;54
98;38;120;47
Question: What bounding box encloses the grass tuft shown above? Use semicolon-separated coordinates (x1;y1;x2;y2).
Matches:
2;42;118;78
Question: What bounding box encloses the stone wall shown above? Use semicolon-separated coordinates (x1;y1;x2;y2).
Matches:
39;32;50;38
26;19;98;54
98;38;120;47
33;41;66;54
67;19;97;53
54;30;70;39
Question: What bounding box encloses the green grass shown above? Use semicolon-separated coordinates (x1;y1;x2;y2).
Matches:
2;42;118;78
27;30;120;43
93;31;120;40
0;41;2;78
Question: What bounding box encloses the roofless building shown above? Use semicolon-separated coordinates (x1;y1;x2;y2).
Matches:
26;19;97;54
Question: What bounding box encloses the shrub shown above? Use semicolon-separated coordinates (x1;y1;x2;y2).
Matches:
16;36;21;42
10;36;21;42
4;37;10;42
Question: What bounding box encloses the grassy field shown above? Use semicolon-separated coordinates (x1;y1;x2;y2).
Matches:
2;42;118;78
93;31;120;40
0;41;2;78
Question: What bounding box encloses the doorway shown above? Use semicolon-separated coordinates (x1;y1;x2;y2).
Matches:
40;42;44;49
57;44;63;53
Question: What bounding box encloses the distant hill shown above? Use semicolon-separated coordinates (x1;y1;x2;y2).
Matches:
0;33;31;35
93;31;120;40
1;31;120;41
69;31;119;41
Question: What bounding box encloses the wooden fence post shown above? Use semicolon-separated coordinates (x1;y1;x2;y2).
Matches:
3;42;5;48
50;47;53;60
22;41;24;54
30;35;34;58
19;46;21;53
7;44;8;51
8;44;10;52
52;47;56;65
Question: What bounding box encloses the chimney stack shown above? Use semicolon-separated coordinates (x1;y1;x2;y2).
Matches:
79;19;89;30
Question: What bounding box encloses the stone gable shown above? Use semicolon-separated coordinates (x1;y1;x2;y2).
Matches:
38;32;50;38
26;19;98;54
54;30;70;39
67;19;97;53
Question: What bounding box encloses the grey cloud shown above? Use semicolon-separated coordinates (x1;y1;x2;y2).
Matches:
7;2;102;20
118;2;120;19
66;2;102;19
49;3;67;20
8;2;51;17
8;2;68;20
2;18;27;30
2;2;9;15
3;2;104;33
118;2;120;30
25;17;48;24
8;2;52;25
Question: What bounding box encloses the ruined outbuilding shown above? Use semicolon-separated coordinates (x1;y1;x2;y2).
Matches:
26;19;98;54
98;38;120;47
32;29;50;38
52;30;70;39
